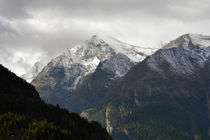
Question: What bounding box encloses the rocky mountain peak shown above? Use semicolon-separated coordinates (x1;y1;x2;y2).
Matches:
163;33;210;50
147;33;210;76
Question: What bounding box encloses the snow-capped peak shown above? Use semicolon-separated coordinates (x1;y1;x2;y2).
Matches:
88;35;156;62
50;34;156;68
32;35;156;93
163;33;210;49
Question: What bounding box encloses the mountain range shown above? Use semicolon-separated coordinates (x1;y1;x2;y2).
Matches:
31;35;156;110
23;33;210;139
84;33;210;139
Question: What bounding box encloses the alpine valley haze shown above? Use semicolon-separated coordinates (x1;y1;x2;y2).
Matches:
1;0;210;140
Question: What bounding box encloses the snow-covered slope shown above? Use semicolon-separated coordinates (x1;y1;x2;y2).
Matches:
147;33;210;75
96;35;156;62
21;62;44;82
33;35;156;90
31;35;156;107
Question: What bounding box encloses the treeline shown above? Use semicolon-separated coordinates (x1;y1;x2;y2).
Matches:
0;112;74;140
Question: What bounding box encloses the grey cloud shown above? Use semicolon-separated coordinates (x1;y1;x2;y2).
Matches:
0;17;95;74
0;47;29;74
0;18;20;37
0;0;209;22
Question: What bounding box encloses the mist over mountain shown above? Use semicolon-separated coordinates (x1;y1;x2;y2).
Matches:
21;62;44;82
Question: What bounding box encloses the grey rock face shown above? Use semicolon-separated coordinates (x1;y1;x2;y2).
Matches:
147;33;210;76
100;53;135;80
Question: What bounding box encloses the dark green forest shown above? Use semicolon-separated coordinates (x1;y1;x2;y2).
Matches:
0;64;112;140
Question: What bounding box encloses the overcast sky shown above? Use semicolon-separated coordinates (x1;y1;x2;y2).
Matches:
0;0;210;75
